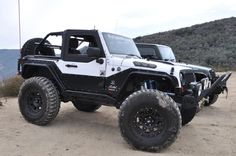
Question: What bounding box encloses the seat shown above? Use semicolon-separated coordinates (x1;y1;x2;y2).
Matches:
69;38;80;54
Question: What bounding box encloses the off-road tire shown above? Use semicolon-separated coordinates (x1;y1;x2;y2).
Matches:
72;100;101;112
204;94;219;106
18;77;60;125
181;107;197;126
21;38;54;57
119;89;181;152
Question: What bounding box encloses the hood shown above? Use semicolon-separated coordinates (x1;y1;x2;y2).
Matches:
171;62;212;71
170;62;214;78
113;55;191;75
147;58;213;78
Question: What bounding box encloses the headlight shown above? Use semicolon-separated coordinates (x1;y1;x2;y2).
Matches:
179;73;184;83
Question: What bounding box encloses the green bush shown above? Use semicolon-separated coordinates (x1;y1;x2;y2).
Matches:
0;75;24;97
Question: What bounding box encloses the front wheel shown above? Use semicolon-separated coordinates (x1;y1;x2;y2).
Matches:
119;89;181;152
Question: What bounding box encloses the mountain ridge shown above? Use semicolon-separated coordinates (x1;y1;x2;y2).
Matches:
134;17;236;70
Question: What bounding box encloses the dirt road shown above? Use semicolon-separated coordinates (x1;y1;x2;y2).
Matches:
0;73;235;156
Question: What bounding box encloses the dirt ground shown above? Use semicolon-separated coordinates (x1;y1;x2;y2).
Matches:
0;72;235;156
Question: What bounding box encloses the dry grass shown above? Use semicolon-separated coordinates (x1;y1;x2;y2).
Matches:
0;75;24;97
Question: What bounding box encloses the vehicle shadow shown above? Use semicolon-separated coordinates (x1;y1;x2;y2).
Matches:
53;104;118;127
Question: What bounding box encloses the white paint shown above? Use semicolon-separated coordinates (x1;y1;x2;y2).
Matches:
55;59;106;77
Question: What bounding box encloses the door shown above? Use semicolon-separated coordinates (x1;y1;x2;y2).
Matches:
55;31;106;92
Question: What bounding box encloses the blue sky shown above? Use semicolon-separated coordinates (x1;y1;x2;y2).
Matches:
0;0;236;49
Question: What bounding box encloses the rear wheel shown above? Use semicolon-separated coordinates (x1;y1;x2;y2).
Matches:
119;89;181;152
72;100;101;112
18;77;60;125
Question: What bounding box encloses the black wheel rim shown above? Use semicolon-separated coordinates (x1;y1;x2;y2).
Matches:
132;107;165;138
26;91;43;115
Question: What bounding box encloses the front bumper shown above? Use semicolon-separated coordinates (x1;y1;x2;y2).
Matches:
168;72;231;111
198;72;231;101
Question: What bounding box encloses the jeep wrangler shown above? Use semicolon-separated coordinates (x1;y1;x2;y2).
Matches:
18;30;229;152
136;43;231;108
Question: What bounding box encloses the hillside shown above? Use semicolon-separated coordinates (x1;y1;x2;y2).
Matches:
134;17;236;70
0;49;19;80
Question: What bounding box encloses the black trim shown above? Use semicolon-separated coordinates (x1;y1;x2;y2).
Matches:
63;90;117;106
21;61;65;92
62;30;105;62
105;68;179;98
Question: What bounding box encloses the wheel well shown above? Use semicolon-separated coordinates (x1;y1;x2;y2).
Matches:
22;65;63;93
117;74;175;103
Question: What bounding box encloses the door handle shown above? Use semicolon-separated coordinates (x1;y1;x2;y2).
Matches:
65;64;77;68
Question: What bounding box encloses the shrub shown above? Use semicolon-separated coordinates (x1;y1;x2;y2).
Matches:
0;75;24;97
134;17;236;71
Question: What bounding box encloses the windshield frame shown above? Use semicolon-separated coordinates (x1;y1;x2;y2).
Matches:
102;32;141;58
158;45;176;62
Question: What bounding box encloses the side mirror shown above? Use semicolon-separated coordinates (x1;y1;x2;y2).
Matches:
87;47;100;58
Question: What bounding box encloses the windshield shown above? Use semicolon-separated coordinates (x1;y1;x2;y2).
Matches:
102;32;141;57
158;46;176;61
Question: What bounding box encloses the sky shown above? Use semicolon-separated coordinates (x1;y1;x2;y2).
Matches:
0;0;236;49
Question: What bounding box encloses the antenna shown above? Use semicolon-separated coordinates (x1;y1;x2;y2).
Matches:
18;0;22;49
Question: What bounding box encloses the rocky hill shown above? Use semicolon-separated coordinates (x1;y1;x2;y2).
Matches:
134;17;236;70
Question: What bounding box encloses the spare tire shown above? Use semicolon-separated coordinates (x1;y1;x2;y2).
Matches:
21;38;54;58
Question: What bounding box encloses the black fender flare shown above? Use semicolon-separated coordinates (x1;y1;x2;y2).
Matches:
21;63;65;92
114;70;179;100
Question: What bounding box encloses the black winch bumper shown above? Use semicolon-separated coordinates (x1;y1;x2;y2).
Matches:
170;72;231;111
198;72;231;102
